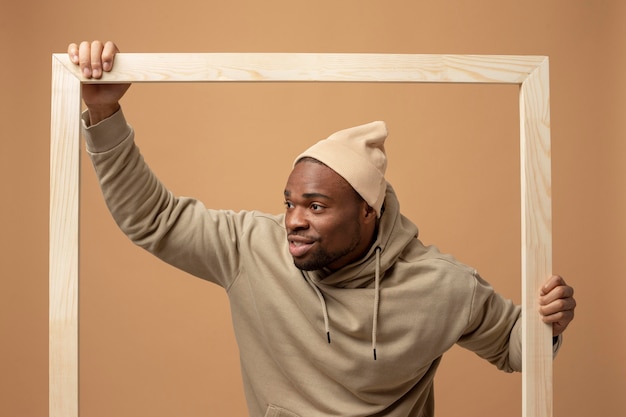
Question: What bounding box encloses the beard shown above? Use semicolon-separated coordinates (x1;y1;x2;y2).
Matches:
293;232;361;271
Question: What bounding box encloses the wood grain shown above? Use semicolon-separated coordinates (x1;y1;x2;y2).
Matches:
520;57;553;417
54;52;546;84
49;54;82;417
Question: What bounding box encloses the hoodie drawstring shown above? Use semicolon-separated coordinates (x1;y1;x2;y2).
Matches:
301;246;382;360
303;272;332;344
372;246;381;360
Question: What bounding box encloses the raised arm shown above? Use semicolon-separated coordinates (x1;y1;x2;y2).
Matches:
67;41;248;288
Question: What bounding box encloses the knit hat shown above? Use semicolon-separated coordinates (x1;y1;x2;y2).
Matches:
294;121;388;217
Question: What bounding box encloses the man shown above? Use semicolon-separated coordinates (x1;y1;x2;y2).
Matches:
68;41;576;417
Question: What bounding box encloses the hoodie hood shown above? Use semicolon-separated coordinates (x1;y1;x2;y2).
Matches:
304;183;418;288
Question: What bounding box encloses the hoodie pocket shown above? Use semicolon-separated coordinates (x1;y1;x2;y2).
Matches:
264;404;301;417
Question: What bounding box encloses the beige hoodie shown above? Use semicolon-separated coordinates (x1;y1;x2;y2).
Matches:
84;110;522;417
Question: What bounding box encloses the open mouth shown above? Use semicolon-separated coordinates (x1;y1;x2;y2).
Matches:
288;236;315;258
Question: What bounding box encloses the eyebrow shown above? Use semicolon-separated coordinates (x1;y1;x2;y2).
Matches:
284;190;333;201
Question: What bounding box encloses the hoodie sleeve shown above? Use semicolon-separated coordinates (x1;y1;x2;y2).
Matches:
82;108;243;289
456;272;522;373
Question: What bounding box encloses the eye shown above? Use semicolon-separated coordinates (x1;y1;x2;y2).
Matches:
310;203;324;211
284;201;294;209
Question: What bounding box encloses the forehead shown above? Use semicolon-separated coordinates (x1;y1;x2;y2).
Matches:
285;160;353;198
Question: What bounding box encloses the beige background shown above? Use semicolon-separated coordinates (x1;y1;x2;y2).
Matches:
1;1;624;416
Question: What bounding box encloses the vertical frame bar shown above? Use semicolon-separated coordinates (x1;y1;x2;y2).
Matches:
520;58;553;417
49;55;81;417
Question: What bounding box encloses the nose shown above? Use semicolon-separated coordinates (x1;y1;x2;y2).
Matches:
285;206;308;232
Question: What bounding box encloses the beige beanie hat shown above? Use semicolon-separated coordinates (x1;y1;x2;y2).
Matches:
294;121;388;217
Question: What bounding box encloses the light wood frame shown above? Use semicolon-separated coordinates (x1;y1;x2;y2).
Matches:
50;53;553;417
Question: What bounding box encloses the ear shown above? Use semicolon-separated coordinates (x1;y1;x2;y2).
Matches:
362;203;377;224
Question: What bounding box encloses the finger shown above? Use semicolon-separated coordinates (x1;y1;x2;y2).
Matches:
101;41;119;72
540;275;566;295
78;41;92;78
67;43;79;64
540;283;574;306
542;310;574;325
539;296;576;316
90;40;105;79
542;310;574;335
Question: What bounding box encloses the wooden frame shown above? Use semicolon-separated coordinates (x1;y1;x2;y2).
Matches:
50;53;553;417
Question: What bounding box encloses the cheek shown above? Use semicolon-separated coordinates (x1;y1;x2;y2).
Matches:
313;218;339;240
325;217;361;243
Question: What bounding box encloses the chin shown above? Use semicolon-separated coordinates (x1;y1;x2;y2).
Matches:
293;257;323;271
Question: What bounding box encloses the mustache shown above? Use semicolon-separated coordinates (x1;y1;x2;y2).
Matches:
287;232;317;240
